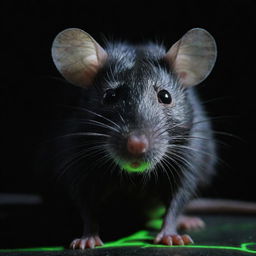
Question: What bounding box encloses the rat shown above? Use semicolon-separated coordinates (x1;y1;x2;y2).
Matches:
50;27;218;249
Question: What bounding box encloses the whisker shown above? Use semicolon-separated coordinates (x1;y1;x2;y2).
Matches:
65;118;120;133
59;104;122;130
50;140;108;161
172;135;230;147
55;145;108;182
85;119;120;133
165;150;194;170
169;144;229;168
70;150;114;192
162;153;187;184
168;144;213;157
157;159;174;193
56;132;110;139
191;115;239;126
201;96;232;105
207;130;244;142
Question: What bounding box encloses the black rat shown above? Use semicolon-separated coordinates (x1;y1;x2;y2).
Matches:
50;28;217;249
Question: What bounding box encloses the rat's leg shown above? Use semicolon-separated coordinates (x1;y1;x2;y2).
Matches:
70;215;103;249
154;184;196;245
70;199;103;249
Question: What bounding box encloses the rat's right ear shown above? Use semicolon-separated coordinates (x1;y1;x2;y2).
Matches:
165;28;217;87
51;28;108;88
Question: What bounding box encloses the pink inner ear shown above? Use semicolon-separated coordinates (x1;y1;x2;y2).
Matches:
52;28;108;88
81;61;100;86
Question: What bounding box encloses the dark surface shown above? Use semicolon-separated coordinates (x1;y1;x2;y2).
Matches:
1;194;256;256
1;214;256;255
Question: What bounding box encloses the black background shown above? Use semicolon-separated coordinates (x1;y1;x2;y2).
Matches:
1;1;256;201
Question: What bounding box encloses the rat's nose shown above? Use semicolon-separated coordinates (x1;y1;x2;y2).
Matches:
127;134;149;156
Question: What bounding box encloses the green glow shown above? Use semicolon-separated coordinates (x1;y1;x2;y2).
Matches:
0;247;64;252
0;230;255;254
148;206;166;219
101;230;256;253
0;237;255;254
146;205;165;229
122;161;150;173
146;218;163;229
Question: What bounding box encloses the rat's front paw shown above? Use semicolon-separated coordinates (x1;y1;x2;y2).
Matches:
154;232;193;246
70;235;104;249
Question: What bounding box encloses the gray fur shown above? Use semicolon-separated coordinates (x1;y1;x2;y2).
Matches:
55;40;217;245
93;42;216;178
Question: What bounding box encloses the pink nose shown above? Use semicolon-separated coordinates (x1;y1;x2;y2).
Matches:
127;134;149;156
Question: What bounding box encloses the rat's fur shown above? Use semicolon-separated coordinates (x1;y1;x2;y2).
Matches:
42;40;217;247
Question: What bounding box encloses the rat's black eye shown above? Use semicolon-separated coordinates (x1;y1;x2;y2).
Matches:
103;89;118;104
157;90;172;104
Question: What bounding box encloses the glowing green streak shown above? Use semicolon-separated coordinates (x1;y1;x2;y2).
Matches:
101;230;256;253
146;218;162;229
0;247;64;252
148;206;165;219
146;205;165;229
122;162;150;173
0;231;255;254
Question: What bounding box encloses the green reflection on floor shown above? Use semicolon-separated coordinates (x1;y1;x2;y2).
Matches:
0;230;255;254
0;247;64;252
101;230;256;253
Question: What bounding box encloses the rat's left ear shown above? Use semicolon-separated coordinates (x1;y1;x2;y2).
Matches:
165;28;217;87
51;28;108;88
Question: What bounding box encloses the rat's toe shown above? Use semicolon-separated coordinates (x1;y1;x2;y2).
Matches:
181;234;194;244
70;238;81;249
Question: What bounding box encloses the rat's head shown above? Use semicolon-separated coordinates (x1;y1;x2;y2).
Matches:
52;28;217;174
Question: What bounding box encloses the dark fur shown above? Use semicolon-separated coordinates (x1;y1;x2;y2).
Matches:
41;42;216;240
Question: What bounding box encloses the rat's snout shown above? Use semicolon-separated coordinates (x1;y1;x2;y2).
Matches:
127;134;149;156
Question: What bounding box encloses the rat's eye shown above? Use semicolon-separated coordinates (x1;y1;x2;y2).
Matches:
157;90;172;104
103;89;118;104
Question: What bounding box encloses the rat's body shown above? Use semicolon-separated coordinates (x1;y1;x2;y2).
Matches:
50;28;218;248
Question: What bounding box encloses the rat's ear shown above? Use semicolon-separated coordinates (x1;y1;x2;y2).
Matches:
51;28;108;87
165;28;217;87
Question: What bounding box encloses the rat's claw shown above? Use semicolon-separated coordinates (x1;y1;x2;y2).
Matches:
87;237;95;248
80;239;86;250
70;235;104;249
154;232;194;246
181;234;194;244
95;236;104;246
70;238;80;249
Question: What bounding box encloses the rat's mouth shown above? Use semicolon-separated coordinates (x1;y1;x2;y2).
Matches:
121;161;150;173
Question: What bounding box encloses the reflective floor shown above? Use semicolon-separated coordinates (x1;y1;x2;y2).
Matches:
0;194;255;255
1;215;256;255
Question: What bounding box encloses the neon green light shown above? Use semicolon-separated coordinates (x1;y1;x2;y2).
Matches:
122;161;150;173
0;231;255;254
146;218;162;229
0;247;64;252
101;230;256;253
146;205;165;229
148;206;165;219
